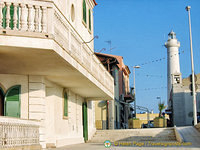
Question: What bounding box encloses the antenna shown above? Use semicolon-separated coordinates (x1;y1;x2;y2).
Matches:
105;40;116;53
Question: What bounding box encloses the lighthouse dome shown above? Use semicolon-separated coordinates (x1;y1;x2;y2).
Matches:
168;30;176;39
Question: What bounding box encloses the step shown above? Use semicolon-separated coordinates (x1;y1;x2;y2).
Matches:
89;128;177;143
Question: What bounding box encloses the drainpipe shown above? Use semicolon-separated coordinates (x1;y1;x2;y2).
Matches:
107;58;110;129
107;100;109;129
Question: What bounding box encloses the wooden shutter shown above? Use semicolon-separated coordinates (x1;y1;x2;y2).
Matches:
89;9;91;30
83;0;87;23
64;93;68;117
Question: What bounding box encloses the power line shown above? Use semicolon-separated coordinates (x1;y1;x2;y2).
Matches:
137;87;167;91
135;50;184;67
136;74;163;78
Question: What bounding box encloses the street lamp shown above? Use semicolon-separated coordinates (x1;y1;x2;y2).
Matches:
157;96;161;104
133;65;140;118
186;6;197;125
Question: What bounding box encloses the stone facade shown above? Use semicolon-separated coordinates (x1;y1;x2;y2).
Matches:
171;74;200;126
0;0;114;148
94;53;132;130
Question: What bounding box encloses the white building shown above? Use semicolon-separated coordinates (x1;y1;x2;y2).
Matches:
171;74;200;126
0;0;114;148
165;31;200;126
165;31;182;110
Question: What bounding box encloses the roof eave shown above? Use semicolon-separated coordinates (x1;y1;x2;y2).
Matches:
93;0;97;6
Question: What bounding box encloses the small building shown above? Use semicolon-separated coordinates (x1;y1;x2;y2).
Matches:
95;53;133;129
171;74;200;126
136;113;169;125
164;31;200;126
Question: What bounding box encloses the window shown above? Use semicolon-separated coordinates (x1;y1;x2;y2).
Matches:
71;4;75;22
5;85;21;118
83;0;87;24
89;9;91;31
63;92;68;117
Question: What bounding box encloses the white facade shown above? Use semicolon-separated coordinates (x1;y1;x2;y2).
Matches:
172;74;200;126
165;31;181;108
0;0;114;148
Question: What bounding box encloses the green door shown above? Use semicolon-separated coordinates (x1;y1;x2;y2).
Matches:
82;101;88;141
0;88;4;116
5;85;21;118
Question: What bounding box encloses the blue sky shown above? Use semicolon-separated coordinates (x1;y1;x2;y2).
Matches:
93;0;200;113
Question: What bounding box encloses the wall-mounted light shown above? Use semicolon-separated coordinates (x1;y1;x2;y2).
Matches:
83;35;99;44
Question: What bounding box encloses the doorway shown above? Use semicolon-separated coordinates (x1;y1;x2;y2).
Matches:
82;101;88;141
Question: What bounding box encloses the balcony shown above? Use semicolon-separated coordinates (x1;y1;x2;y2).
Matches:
0;0;114;100
0;116;40;149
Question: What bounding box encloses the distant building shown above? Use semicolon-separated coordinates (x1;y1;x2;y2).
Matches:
165;31;200;126
95;53;133;129
136;113;169;125
171;74;200;126
94;53;119;129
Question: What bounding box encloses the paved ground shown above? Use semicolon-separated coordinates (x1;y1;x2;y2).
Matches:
46;126;200;150
46;142;200;150
177;126;200;147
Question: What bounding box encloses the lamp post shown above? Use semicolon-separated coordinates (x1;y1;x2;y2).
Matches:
157;97;161;104
133;65;140;118
186;6;197;125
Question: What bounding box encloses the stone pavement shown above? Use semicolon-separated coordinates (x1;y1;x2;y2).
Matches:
46;142;200;150
176;126;200;147
46;126;200;150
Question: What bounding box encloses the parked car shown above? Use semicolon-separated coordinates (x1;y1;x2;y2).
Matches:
141;120;154;128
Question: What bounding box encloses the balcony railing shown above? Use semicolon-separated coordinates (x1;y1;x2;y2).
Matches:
0;117;40;148
0;0;114;96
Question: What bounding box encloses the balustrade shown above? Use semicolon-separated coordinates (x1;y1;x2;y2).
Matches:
0;0;114;95
0;1;48;32
0;117;40;148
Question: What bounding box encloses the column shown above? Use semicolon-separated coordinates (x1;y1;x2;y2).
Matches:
6;2;11;29
28;76;46;148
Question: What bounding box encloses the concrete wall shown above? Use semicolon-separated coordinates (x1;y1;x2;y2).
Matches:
45;79;95;147
95;66;122;130
53;0;94;49
0;74;28;119
172;84;200;126
87;101;96;140
95;101;107;129
0;74;96;148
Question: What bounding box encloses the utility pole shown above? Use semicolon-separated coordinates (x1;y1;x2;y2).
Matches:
186;6;197;125
133;66;140;118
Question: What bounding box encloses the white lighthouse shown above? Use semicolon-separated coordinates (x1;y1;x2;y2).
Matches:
165;31;182;108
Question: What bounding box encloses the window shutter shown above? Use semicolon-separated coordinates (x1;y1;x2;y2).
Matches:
83;0;87;23
89;9;91;30
64;93;68;117
5;85;21;118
